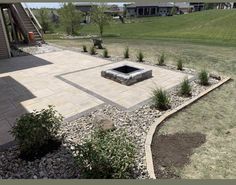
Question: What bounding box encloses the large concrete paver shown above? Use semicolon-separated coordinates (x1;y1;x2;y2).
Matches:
62;61;193;109
0;50;193;147
0;50;107;146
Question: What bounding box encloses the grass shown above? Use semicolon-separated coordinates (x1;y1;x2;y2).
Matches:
45;10;236;179
80;10;236;46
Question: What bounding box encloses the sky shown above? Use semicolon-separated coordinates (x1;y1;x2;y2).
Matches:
25;2;131;9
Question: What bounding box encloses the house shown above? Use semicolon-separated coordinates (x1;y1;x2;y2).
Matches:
125;2;175;17
0;2;43;59
189;2;205;11
175;2;194;14
74;2;123;23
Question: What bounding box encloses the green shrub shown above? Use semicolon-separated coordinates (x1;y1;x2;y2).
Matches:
177;59;183;70
90;46;96;55
179;78;191;96
137;50;144;62
82;45;87;52
74;129;135;179
103;48;109;58
10;106;63;160
124;47;129;58
158;53;165;65
152;88;170;110
199;70;209;85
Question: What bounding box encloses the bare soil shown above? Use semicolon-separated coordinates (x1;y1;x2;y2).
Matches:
151;132;206;179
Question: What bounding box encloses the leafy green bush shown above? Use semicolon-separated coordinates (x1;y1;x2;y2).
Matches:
179;78;191;96
11;106;63;160
74;129;135;179
103;48;109;58
83;45;87;52
90;46;96;55
158;53;165;65
137;50;144;62
152;89;170;110
124;47;129;58
177;59;183;70
199;70;209;85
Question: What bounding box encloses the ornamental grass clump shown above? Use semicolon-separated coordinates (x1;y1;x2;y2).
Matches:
177;59;183;70
152;88;170;110
74;129;136;179
103;48;109;58
82;45;87;52
137;50;144;62
199;69;209;86
11;106;63;160
90;46;96;55
124;47;129;58
179;78;191;97
158;53;165;65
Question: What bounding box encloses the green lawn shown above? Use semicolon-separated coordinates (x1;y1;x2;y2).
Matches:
80;9;236;46
46;9;236;179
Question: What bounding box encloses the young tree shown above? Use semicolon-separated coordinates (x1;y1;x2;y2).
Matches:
170;6;178;16
58;3;82;35
90;5;112;37
38;8;50;34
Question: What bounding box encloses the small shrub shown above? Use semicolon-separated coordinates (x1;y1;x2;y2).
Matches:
177;59;183;70
124;47;129;58
103;48;109;58
137;50;144;62
74;129;136;179
90;46;96;55
10;106;63;160
179;78;191;96
199;70;209;85
158;53;165;65
151;89;170;110
82;45;87;52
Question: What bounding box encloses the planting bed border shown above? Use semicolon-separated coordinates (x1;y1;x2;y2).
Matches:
145;77;231;179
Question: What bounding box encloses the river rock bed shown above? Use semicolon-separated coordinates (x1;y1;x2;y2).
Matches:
0;75;221;179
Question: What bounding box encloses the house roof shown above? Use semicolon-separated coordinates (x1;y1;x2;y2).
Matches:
174;2;194;8
126;2;174;8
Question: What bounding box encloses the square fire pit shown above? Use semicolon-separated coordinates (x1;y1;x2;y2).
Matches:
101;65;152;86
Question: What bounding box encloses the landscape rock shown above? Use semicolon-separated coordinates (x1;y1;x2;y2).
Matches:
93;114;116;131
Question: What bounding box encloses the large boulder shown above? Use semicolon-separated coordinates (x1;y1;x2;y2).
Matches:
93;114;115;131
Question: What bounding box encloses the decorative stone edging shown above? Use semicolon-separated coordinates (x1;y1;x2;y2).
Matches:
145;77;231;179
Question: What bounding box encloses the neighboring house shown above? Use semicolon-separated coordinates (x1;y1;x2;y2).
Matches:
189;2;205;11
104;4;123;16
175;2;194;14
74;2;123;23
125;2;175;17
217;3;234;9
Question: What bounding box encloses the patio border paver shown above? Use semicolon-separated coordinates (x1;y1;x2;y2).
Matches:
145;76;231;179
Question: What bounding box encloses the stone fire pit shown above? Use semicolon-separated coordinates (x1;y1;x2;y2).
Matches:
101;65;152;86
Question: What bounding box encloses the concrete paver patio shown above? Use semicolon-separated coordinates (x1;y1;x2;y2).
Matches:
0;50;193;147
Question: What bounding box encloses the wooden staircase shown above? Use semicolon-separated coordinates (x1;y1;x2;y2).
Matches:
10;3;43;43
0;10;10;59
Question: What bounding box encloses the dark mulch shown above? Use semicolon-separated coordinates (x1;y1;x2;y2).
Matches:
151;132;206;179
19;139;61;161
